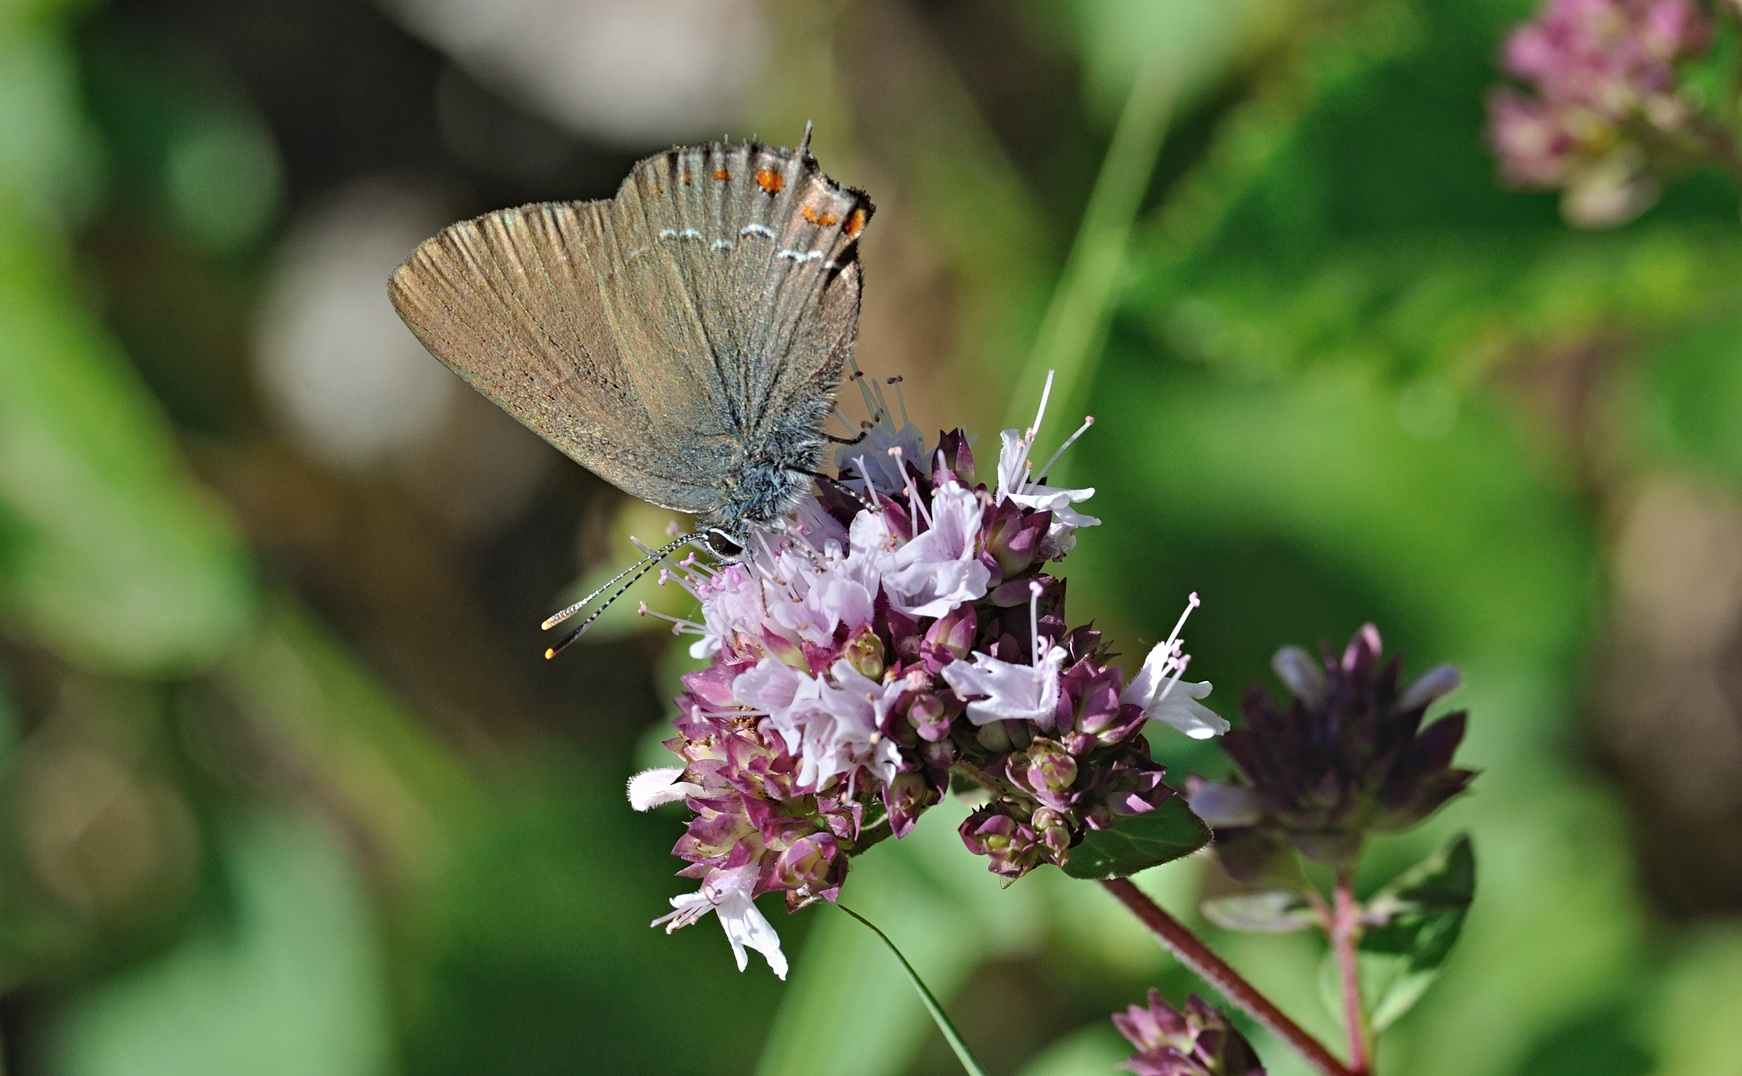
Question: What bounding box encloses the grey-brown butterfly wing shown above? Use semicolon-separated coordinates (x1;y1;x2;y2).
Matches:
388;135;872;530
611;140;872;470
388;200;731;515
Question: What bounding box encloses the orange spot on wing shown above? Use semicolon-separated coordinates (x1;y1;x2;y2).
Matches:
756;168;784;194
682;170;693;184
713;168;732;181
843;206;867;239
801;205;839;227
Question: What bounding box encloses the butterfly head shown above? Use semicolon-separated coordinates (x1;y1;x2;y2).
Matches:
700;527;747;559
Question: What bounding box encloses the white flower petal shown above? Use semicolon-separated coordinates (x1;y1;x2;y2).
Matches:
627;767;700;811
1187;781;1263;827
718;890;788;979
651;864;787;979
1149;681;1228;740
995;427;1029;501
1397;663;1462;712
1123;641;1227;740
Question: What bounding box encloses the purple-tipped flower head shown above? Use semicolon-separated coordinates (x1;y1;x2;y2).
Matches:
630;372;1225;974
1191;624;1474;873
1485;0;1715;226
1114;991;1266;1076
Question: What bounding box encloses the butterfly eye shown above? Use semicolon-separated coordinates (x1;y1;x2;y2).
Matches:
703;528;746;559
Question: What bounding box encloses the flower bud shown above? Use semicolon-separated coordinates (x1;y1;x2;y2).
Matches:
1031;806;1074;863
983;500;1048;578
842;626;886;680
923;606;976;662
771;832;845;899
907;692;952;742
935;429;975;485
1215;624;1475;870
1012;737;1078;797
884;771;940;838
1113;991;1264;1076
959;806;1043;879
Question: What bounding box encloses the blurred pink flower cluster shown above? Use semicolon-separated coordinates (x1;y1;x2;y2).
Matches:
1114;991;1266;1076
632;377;1224;976
1486;0;1714;225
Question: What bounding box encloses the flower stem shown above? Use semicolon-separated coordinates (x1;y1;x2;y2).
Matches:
838;905;989;1076
1332;871;1372;1075
1101;878;1356;1076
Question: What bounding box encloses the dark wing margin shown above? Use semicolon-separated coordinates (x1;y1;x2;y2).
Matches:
387;201;726;515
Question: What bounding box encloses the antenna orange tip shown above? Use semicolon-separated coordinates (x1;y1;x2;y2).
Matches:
543;648;557;660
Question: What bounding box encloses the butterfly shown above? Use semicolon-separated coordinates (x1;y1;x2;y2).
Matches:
388;127;873;654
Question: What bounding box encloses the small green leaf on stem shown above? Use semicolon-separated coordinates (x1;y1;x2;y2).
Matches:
1202;889;1323;933
1064;797;1212;880
1317;833;1477;1033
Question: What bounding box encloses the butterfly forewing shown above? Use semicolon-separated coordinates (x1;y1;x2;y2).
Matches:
388;134;872;530
390;202;730;514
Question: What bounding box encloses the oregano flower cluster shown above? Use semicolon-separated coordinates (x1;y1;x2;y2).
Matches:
628;378;1225;976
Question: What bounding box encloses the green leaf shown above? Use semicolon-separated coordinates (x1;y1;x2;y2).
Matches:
1063;796;1212;879
1319;834;1477;1033
1201;889;1321;934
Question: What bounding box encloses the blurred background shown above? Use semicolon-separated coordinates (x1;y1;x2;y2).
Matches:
3;0;1742;1073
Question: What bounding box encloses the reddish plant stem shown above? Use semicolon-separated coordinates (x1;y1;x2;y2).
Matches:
1332;872;1372;1076
1101;878;1356;1076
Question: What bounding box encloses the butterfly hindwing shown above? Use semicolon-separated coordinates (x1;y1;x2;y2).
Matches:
618;141;872;460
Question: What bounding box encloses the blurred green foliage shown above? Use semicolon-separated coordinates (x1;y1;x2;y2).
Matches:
2;0;1742;1074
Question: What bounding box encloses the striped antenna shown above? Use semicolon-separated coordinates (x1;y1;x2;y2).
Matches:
542;534;694;659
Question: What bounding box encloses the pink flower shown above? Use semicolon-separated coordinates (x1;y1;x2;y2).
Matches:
1485;0;1714;226
637;373;1223;966
836;418;927;497
732;658;808;719
943;647;1069;729
848;479;991;618
995;372;1100;554
1120;594;1228;741
733;657;902;793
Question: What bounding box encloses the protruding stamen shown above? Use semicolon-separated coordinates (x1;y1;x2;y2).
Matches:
1028;369;1057;441
1154;653;1192;705
1159;592;1200;655
1035;415;1095;482
890;446;933;529
636;600;705;636
886;375;911;426
868;372;893;427
1028;579;1045;666
847;360;883;425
